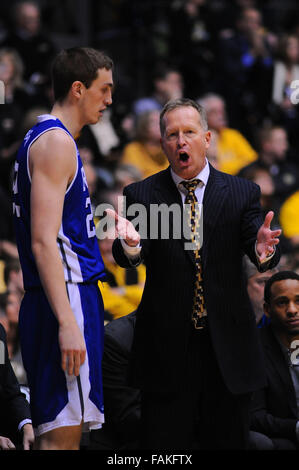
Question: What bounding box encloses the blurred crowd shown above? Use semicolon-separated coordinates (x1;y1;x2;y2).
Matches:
1;0;299;387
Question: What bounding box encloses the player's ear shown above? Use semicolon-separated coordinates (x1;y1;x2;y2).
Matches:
71;81;85;100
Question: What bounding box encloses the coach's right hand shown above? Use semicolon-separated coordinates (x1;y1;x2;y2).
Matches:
105;208;140;247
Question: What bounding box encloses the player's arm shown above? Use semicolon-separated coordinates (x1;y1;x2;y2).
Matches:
30;130;86;376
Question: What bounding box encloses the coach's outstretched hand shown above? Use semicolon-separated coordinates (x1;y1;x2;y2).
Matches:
256;211;281;263
105;208;140;247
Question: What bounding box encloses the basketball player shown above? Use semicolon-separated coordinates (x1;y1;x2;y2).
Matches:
12;47;113;450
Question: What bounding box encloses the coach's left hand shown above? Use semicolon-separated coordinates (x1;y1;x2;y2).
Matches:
256;211;281;263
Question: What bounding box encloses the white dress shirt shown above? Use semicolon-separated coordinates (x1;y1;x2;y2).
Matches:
170;158;210;206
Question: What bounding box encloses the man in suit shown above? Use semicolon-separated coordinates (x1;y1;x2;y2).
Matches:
250;271;299;450
0;323;34;450
109;98;281;449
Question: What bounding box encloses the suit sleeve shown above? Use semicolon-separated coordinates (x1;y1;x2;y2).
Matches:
250;388;297;440
0;325;31;435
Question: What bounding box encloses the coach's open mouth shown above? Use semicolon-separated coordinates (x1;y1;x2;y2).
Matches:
179;152;190;162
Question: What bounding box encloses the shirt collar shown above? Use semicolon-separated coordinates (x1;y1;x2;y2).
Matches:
170;158;210;190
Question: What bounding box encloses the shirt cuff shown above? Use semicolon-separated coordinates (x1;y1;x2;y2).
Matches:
255;241;275;265
18;419;32;432
120;238;141;257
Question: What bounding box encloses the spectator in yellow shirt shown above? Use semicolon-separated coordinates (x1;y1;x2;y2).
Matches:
198;93;258;175
121;110;169;179
279;190;299;247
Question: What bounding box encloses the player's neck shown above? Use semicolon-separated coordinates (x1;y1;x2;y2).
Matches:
51;102;82;138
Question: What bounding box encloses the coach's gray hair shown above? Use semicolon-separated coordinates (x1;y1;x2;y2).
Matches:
160;98;208;135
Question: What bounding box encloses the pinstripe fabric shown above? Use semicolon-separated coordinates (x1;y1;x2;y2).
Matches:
113;164;281;396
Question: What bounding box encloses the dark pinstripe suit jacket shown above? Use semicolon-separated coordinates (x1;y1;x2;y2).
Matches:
0;324;31;440
250;325;298;442
112;164;280;396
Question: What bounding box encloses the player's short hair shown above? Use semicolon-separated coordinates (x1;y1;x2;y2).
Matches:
264;271;299;304
51;47;113;103
160;98;208;136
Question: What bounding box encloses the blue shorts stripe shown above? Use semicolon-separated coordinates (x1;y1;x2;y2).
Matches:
77;283;105;414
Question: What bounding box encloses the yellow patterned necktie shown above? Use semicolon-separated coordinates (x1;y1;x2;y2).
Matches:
181;179;207;329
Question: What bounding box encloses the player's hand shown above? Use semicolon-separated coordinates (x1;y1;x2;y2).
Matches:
0;436;16;450
256;211;281;262
59;319;86;376
22;423;35;450
105;208;140;247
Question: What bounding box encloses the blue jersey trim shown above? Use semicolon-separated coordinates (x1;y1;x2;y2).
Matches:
14;116;106;289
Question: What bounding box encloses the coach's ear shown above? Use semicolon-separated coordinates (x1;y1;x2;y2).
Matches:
205;130;211;149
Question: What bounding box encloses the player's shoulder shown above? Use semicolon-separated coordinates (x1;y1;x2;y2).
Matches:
29;127;77;171
32;127;75;153
27;130;77;184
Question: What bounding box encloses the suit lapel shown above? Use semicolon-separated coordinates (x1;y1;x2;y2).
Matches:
154;167;182;207
153;165;229;268
154;167;195;266
201;165;228;269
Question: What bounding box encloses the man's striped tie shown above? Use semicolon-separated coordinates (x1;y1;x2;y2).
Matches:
181;179;207;329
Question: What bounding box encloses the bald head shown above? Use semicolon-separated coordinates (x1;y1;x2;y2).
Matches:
197;94;227;132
